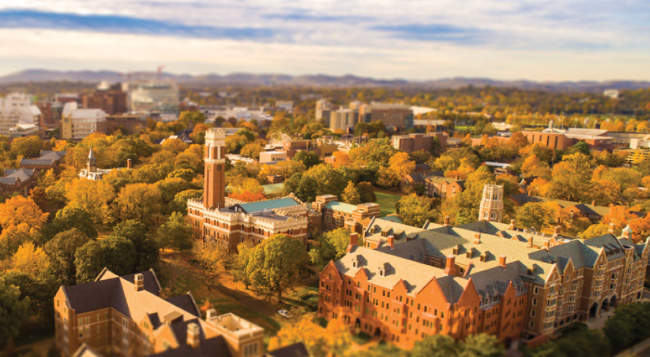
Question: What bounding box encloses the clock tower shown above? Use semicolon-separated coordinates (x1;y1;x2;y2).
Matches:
203;128;226;209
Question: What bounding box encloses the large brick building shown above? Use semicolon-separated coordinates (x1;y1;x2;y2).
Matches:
392;133;447;153
54;268;265;357
318;185;649;349
187;129;314;251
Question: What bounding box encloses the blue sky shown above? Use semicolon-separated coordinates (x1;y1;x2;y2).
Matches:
0;0;647;81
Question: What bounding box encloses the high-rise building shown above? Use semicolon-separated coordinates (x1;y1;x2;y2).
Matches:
359;103;414;130
81;82;128;115
315;99;332;123
128;80;180;114
61;102;107;140
329;108;357;132
0;93;42;136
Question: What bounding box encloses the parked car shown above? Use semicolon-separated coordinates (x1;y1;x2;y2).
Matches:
278;309;292;318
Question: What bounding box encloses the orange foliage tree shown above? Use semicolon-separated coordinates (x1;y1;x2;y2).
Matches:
228;190;266;202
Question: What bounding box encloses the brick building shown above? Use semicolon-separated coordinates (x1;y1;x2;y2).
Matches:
392;133;447;153
0;168;38;195
318;185;649;349
312;195;381;233
105;114;147;134
81;86;128;115
20;150;67;171
54;268;266;357
187;129;314;252
522;128;623;152
359;103;414;130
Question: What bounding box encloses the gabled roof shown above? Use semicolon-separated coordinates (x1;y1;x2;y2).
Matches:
4;168;35;181
149;318;232;357
510;194;610;217
72;343;102;357
267;342;312;357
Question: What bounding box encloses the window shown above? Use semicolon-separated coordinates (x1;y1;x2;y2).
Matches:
534;287;539;294
532;298;537;306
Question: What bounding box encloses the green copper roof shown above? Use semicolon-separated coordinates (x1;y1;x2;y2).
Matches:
239;197;299;213
324;201;357;214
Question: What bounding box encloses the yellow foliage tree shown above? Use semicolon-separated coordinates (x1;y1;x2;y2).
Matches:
377;152;416;188
268;315;350;357
0;196;48;230
12;242;49;278
65;179;116;224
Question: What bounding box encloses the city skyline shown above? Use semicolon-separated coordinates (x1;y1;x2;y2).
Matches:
0;0;647;81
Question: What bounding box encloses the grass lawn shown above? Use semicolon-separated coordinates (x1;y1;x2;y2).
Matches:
374;191;401;217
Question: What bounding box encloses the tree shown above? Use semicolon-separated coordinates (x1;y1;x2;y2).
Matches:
341;181;361;204
302;164;346;199
155;177;194;204
74;240;106;284
293;151;321;169
232;242;255;289
397;195;439;227
357;182;376;203
10;135;43;158
461;333;505;357
178;111;207;127
604;302;650;351
240;143;262;159
0;276;31;348
0;196;48;230
579;224;619;240
195;243;228;290
515;202;555;231
42;206;98;243
295;175;319;203
44;228;90;286
100;236;137;276
246;234;307;301
229;190;266;202
411;334;458;357
331;151;352;168
114;183;164;225
156;212;193;252
12;242;49;279
65;179;116;225
0;223;35;260
168;189;202;215
309;228;350;267
110;220;159;272
377;152;416;188
268;315;351;357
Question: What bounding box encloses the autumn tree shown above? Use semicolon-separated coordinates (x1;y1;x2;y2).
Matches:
580;224;619;240
268;315;351;357
301;164;347;199
397;195;439;227
10;135;43;158
113;183;164;225
65;179;116;225
246;234;307;301
240;143;262;159
194;243;228;290
515;202;556;231
341;181;361;204
12;242;49;278
309;228;350;267
377;152;416;188
331;151;351;168
0;196;48;230
357;182;376;203
0;224;35;260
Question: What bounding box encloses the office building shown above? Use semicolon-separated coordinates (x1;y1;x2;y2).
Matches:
0;93;42;136
128;80;180;114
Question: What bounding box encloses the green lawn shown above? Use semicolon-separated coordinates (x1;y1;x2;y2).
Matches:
375;191;401;217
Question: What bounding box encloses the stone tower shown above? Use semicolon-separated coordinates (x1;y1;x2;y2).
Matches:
86;146;97;173
203;129;226;210
479;184;503;222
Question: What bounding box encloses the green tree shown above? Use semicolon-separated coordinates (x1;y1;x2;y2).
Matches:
156;212;193;252
460;333;505;357
0;276;31;348
309;228;350;267
357;182;376;203
44;228;90;286
100;236;136;276
110;220;159;272
246;234;307;301
74;241;106;284
515;202;555;231
232;242;255;289
293;151;321;169
296;175;319;203
397;195;439;227
178;111;207;127
41;206;98;243
341;181;361;204
302;164;347;199
411;334;458;357
167;189;203;215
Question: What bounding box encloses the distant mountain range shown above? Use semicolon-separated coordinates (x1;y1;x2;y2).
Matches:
0;69;649;93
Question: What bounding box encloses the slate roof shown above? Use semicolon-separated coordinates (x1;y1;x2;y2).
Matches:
238;197;300;213
424;174;465;188
72;343;102;357
166;293;201;316
267;342;312;357
364;217;429;246
377;216;404;224
406;173;424;182
4;168;35;181
148;318;232;357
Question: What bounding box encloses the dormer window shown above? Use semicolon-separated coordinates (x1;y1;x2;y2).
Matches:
379;269;384;277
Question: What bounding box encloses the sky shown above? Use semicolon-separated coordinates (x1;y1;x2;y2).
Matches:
0;0;648;81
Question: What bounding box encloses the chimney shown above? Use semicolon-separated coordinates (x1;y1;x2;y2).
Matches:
187;323;200;349
509;219;515;230
591;200;596;206
444;255;456;276
134;273;144;292
473;233;481;244
127;159;133;169
553;226;561;237
206;309;217;320
527;236;533;248
387;235;395;249
608;223;615;234
499;255;507;268
347;233;358;253
542;239;550;250
443;216;450;227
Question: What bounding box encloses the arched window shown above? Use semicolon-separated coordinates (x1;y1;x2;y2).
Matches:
491;212;496;220
484;211;489;218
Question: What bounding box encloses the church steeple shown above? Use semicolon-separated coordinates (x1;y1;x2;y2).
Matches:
87;146;97;172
